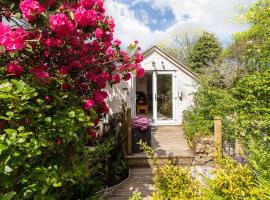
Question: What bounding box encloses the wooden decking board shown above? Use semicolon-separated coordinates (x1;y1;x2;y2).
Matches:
106;126;194;200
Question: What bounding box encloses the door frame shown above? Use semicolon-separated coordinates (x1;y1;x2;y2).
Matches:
152;70;176;125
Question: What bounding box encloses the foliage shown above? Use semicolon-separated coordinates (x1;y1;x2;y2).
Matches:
232;69;270;182
233;0;270;72
232;69;270;130
139;142;270;200
204;157;270;200
129;192;142;200
0;0;142;198
152;163;201;200
187;32;222;72
158;31;200;66
183;79;236;142
139;142;201;200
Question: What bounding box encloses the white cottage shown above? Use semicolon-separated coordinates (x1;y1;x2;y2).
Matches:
107;45;198;125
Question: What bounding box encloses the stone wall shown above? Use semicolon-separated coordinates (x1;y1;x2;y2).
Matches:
192;136;216;166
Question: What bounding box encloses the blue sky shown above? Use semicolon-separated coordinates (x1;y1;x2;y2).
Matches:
116;0;177;31
105;0;250;49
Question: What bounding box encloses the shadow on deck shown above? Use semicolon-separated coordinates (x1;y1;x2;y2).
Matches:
105;126;194;200
126;126;194;167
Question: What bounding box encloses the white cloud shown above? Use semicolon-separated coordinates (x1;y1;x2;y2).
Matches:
104;0;250;50
104;1;164;49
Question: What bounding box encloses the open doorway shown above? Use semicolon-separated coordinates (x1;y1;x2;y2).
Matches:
136;72;153;119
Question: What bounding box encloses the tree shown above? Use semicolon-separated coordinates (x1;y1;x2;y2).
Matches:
158;32;199;66
0;0;143;198
232;0;270;72
187;32;222;72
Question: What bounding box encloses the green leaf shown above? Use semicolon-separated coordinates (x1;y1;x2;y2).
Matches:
14;12;21;19
4;165;13;173
0;144;8;154
4;129;17;139
18;126;25;132
0;191;16;200
52;182;62;187
68;111;75;118
4;129;17;135
6;112;14;118
44;117;51;123
0;94;16;99
0;134;6;141
41;186;49;195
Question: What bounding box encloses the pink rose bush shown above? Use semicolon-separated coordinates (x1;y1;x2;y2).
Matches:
49;13;75;38
0;0;144;136
19;0;45;22
0;1;145;197
0;23;28;52
6;61;24;77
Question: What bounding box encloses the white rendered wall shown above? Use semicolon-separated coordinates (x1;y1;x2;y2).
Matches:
141;51;197;125
107;49;197;125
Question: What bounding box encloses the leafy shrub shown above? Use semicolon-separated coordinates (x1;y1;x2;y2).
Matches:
204;158;269;200
152;164;201;200
232;69;270;183
140;142;270;200
129;192;142;200
139;142;201;200
183;79;236;142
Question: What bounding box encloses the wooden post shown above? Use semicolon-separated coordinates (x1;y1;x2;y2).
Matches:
214;117;222;157
127;108;132;155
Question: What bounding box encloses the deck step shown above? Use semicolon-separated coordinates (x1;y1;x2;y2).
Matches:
126;153;194;167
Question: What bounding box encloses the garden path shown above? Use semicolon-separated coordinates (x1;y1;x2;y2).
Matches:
105;126;194;199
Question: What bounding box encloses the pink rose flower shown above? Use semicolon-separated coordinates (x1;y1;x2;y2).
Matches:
94;90;108;104
83;99;95;110
95;0;104;10
61;83;70;90
137;67;145;78
112;74;120;83
113;39;121;46
94;28;103;39
6;62;24;77
99;72;110;81
59;66;69;75
47;0;56;7
49;14;75;38
19;0;45;22
87;129;97;139
81;0;95;9
105;16;115;31
44;38;62;47
0;24;28;52
135;53;143;63
123;73;131;81
29;65;51;84
98;102;109;113
0;22;11;38
44;95;51;102
74;7;97;27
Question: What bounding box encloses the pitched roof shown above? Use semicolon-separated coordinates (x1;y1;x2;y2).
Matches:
143;45;199;80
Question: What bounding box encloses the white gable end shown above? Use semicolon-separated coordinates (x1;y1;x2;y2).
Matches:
107;45;198;125
142;51;180;71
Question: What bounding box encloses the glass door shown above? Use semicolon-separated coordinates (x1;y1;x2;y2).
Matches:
153;71;175;124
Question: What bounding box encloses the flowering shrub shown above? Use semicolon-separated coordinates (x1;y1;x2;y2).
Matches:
0;0;144;198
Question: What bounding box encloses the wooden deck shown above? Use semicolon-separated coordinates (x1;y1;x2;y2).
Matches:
105;126;194;200
126;126;194;167
105;168;154;200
